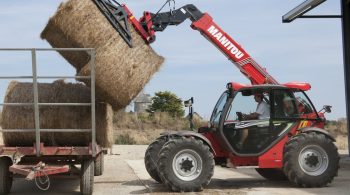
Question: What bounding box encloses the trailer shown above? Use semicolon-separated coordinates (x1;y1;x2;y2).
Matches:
0;48;103;195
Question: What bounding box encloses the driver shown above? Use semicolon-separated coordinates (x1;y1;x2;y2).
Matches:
237;93;270;149
242;93;270;120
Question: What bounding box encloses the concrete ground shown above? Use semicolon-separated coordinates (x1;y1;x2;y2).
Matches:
7;145;350;195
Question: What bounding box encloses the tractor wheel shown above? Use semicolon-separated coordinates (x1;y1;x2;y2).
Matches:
144;137;167;183
283;132;339;187
255;168;287;181
80;159;94;195
94;152;104;176
0;158;12;195
157;137;214;192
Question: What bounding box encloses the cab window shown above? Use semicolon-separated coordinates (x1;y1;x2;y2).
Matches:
210;92;228;128
273;89;299;119
293;91;316;115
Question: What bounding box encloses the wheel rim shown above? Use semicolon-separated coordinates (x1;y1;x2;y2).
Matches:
172;149;202;181
298;145;329;176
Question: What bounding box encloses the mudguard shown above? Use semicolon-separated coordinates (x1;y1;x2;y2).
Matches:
298;127;336;142
160;131;216;155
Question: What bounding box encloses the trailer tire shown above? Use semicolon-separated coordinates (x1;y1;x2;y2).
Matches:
94;153;104;176
145;137;167;183
283;132;339;187
0;157;12;195
158;137;214;192
255;168;287;181
80;159;94;195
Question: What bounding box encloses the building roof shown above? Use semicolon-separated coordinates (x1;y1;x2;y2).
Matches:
134;93;152;103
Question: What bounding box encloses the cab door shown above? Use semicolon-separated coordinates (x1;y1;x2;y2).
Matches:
222;88;298;155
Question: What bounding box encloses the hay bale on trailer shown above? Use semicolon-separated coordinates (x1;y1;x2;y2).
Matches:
1;80;113;147
40;0;164;110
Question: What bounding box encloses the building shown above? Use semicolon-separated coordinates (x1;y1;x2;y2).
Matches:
134;93;152;113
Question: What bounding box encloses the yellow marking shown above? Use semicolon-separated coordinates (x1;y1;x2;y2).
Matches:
130;16;135;20
298;120;309;129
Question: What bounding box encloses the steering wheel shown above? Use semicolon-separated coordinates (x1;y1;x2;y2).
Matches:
236;112;243;121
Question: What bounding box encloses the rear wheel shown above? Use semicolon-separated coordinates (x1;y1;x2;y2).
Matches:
80;159;94;195
144;137;167;183
0;158;12;195
158;137;214;192
94;152;104;176
283;132;339;187
255;168;287;181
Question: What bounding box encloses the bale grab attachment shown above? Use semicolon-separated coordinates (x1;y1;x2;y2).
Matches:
92;0;133;47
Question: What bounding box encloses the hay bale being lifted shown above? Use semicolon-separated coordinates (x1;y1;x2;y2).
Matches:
1;80;114;147
41;0;164;110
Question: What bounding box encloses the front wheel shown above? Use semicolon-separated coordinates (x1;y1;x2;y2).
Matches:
157;137;214;192
283;132;339;187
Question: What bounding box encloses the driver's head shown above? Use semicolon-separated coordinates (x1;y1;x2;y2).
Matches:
254;93;263;103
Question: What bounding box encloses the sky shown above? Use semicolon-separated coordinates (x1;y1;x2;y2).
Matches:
0;0;345;120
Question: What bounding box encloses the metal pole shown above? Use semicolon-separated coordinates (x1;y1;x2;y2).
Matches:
90;49;97;157
341;0;350;156
31;49;41;157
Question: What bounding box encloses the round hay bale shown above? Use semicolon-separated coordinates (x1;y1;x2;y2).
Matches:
40;0;164;110
77;42;163;109
1;80;113;147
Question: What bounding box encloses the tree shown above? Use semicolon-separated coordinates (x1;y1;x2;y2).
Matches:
147;91;185;117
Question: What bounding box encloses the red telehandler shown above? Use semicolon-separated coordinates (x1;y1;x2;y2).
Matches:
94;0;339;192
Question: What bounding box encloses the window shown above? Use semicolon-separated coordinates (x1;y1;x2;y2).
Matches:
273;90;298;118
272;89;317;119
210;92;228;128
293;91;316;115
226;90;270;121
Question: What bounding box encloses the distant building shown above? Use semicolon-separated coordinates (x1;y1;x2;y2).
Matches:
134;93;152;113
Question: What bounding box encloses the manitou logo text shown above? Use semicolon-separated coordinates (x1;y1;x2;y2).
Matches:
207;25;244;59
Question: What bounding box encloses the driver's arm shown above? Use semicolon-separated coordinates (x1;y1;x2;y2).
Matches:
243;112;259;120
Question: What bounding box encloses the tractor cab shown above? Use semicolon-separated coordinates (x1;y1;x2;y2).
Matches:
209;82;323;156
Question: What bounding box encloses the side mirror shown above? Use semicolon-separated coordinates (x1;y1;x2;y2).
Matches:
323;105;332;113
319;105;332;113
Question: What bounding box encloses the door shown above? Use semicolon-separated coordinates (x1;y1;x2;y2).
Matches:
222;88;297;155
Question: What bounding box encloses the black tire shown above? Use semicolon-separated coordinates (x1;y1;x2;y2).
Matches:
80;159;94;195
256;168;287;181
94;152;104;176
157;137;214;192
283;132;339;187
0;158;12;195
145;137;167;183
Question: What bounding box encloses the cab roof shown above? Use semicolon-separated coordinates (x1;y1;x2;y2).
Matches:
228;82;311;91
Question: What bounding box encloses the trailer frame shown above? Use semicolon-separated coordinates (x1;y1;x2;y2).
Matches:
0;48;100;194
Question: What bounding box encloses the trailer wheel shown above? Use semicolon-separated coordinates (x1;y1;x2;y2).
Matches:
145;137;167;183
80;159;94;195
0;157;12;195
94;153;104;176
158;137;214;192
283;132;339;187
255;168;287;181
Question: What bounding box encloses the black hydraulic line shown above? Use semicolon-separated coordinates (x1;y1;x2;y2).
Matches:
341;0;350;156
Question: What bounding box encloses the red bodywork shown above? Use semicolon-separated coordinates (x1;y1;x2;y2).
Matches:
121;5;326;168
